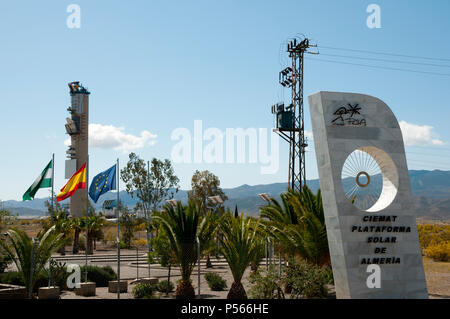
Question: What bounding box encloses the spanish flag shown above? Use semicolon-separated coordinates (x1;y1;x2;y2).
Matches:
57;162;86;202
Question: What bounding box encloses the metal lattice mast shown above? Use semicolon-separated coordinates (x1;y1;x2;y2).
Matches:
273;37;317;192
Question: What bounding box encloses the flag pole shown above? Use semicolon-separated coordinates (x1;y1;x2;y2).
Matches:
49;153;55;288
117;158;120;299
85;155;89;283
147;160;151;278
51;153;54;225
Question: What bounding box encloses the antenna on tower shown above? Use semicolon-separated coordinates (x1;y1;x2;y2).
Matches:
272;35;317;191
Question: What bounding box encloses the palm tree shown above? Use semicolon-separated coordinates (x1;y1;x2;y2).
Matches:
52;211;71;256
70;217;85;254
250;237;266;273
219;213;262;299
259;186;329;266
86;215;104;255
0;226;65;296
286;187;329;265
152;200;214;299
202;212;219;269
260;192;298;225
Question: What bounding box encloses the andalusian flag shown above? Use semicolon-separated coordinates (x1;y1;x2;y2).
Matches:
22;160;53;201
56;162;86;202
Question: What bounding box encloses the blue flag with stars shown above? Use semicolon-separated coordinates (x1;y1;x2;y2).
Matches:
89;164;117;203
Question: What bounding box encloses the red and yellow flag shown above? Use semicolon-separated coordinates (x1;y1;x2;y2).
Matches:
56;162;86;202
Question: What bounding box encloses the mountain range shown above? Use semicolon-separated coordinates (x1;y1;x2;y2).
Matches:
3;170;450;221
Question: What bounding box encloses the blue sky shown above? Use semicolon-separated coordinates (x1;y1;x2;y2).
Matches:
1;0;450;200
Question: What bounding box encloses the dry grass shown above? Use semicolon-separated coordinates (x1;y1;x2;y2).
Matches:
423;256;450;299
8;221;44;238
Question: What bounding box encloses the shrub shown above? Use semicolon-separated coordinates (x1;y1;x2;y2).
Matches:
136;222;147;231
132;283;157;299
0;257;10;273
132;238;148;247
101;265;117;278
49;260;69;288
78;235;86;251
204;272;227;291
248;266;284;299
321;264;334;285
418;225;450;252
0;270;49;292
156;280;174;293
425;241;450;262
102;228;116;245
79;265;117;287
0;271;24;286
0;246;12;273
284;259;329;299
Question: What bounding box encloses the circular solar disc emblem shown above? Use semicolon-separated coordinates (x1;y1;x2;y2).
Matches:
341;146;399;212
356;171;370;188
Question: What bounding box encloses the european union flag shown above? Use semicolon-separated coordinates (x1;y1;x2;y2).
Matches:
89;164;117;203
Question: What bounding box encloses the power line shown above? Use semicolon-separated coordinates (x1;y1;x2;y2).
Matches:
305;57;450;77
318;53;450;68
319;45;450;62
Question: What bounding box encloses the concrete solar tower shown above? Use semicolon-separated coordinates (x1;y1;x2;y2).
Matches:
65;81;90;217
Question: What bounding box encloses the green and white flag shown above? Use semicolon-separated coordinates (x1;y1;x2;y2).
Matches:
22;159;53;201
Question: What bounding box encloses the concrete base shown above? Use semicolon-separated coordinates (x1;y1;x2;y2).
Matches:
38;286;60;299
0;284;26;299
75;282;96;297
108;280;128;293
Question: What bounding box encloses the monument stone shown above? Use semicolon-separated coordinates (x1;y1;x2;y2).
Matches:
308;91;428;298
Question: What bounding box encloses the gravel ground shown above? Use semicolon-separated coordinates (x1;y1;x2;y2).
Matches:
60;261;263;299
6;249;448;299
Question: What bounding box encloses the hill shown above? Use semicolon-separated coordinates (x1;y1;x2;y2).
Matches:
3;170;450;221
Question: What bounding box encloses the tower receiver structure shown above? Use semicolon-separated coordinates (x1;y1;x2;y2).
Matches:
65;81;90;217
272;36;318;191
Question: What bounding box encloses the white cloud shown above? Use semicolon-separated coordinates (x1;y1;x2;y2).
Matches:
64;123;157;153
399;121;444;146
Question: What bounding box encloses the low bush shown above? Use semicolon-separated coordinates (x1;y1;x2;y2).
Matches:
0;247;12;273
49;260;69;288
321;264;334;285
0;271;49;292
102;228;116;245
78;235;86;251
100;265;117;278
132;238;148;247
132;283;157;299
0;271;24;286
248;266;284;299
135;222;147;231
156;280;174;293
79;265;117;287
418;224;450;251
119;241;128;249
284;259;329;299
425;241;450;262
204;272;227;291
